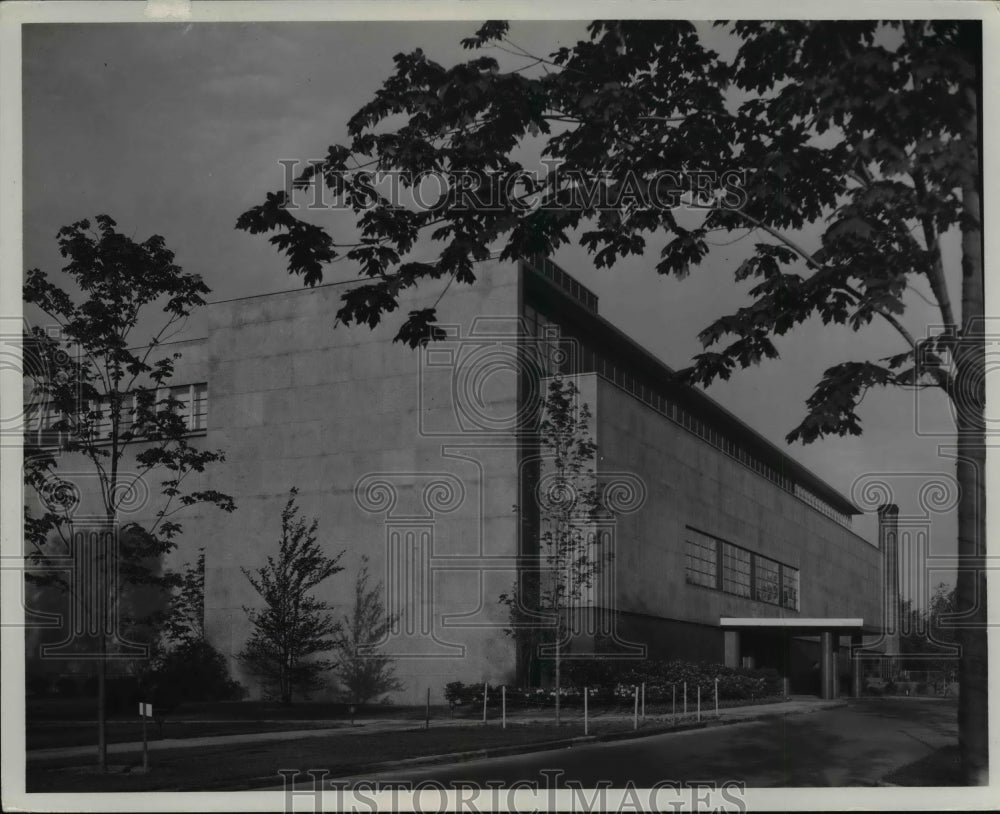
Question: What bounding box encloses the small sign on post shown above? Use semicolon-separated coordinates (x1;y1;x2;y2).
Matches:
138;701;153;771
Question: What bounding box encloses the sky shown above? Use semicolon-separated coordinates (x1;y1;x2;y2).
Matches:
20;20;970;590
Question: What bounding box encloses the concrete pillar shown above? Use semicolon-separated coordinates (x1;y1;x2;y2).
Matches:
820;631;836;700
850;634;864;698
723;630;740;669
878;504;900;678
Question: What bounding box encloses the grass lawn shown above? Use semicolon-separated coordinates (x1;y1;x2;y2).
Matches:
883;745;963;786
26;723;587;792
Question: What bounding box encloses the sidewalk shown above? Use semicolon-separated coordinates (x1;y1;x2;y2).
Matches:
26;697;845;763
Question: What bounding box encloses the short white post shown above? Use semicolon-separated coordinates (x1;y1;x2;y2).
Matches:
633;685;639;730
641;682;646;719
672;684;676;724
141;704;149;772
684;682;688;715
714;677;719;718
502;685;507;729
697;685;701;722
483;682;488;724
584;686;589;736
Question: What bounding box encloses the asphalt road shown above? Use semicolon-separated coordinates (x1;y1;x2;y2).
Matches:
336;698;957;789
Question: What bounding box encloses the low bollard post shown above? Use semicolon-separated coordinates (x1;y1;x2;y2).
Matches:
502;685;506;729
697;685;701;722
715;677;719;719
641;681;646;720
633;685;639;730
584;686;589;736
672;684;676;724
483;682;488;724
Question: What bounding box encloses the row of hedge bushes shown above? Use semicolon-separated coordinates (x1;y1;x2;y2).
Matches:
445;659;783;709
27;641;246;715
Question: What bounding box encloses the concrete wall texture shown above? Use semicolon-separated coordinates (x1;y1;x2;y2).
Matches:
25;256;889;703
594;376;883;628
198;260;522;703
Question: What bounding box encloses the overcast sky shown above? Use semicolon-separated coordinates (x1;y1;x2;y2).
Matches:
21;21;968;583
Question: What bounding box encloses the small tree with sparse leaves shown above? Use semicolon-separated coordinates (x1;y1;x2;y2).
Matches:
23;214;235;771
500;375;607;726
238;488;344;703
332;556;404;705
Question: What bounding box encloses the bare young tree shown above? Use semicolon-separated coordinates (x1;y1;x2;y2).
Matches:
500;376;607;725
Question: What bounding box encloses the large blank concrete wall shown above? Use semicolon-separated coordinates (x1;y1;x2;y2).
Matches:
593;376;884;650
200;261;522;703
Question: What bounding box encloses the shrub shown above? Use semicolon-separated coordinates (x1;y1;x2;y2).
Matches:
26;674;50;697
563;658;782;701
443;660;785;713
56;676;79;698
142;640;246;712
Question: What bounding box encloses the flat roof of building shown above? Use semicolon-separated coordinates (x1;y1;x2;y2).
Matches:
720;617;865;628
522;259;861;517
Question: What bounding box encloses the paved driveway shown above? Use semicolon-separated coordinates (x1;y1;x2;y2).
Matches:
336;698;957;788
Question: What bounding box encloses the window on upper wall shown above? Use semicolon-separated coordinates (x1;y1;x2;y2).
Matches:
754;554;781;605
781;566;800;611
684;530;718;589
167;383;208;432
721;542;752;598
27;383;208;446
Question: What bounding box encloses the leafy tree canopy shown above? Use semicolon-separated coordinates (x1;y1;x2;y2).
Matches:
236;20;981;443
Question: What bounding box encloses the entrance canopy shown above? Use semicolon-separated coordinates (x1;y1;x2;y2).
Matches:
720;617;867;636
719;618;871;700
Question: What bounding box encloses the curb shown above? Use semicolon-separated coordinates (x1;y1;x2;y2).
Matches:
225;702;843;791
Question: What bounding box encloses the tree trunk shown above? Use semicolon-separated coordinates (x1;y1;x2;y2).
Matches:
954;178;987;784
954;423;987;784
554;631;561;726
97;637;107;771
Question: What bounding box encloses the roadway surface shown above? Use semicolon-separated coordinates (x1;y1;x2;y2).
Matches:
333;698;956;788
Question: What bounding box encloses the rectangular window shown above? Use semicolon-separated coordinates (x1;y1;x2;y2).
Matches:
165;383;209;432
169;385;192;428
192;383;208;431
90;397;112;439
721;542;752;598
119;392;136;436
685;531;718;589
781;567;800;611
28;401;63;446
754;555;781;605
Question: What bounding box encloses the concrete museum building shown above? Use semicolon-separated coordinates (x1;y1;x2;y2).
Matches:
25;256;896;704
